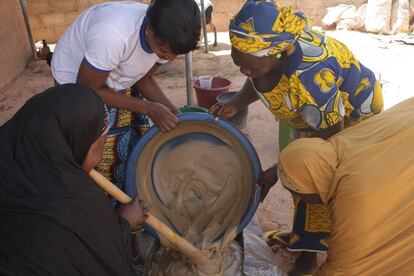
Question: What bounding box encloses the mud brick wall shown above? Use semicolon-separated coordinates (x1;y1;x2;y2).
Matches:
27;0;367;43
0;0;33;90
211;0;367;32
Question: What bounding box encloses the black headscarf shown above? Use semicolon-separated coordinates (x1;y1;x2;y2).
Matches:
0;84;135;275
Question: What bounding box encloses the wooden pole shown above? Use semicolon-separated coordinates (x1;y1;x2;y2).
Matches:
89;169;208;265
19;0;37;60
185;53;193;106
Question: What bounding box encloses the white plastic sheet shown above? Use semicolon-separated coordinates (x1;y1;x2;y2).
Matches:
243;216;285;276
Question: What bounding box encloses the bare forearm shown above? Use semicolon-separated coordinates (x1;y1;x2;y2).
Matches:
233;79;259;109
310;120;344;140
135;76;179;114
97;87;150;114
258;164;278;202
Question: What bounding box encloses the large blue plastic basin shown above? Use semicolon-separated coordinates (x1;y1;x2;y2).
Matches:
125;112;262;241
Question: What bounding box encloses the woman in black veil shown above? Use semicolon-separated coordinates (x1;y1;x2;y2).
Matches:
0;84;146;275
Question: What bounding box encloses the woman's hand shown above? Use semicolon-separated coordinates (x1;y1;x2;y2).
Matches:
258;165;278;202
209;102;239;119
145;102;179;132
117;197;148;228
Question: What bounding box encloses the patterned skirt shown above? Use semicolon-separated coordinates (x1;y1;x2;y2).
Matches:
95;88;149;204
285;195;331;252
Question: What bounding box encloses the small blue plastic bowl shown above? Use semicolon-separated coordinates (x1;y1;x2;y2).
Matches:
125;112;262;241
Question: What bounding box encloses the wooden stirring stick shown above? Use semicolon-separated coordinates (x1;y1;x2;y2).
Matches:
89;169;208;265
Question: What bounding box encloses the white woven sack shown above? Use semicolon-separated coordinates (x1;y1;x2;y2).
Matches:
365;0;393;33
391;0;410;33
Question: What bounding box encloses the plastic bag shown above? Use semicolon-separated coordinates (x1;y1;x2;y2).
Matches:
243;216;285;276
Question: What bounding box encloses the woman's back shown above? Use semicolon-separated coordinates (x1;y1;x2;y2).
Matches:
322;98;414;274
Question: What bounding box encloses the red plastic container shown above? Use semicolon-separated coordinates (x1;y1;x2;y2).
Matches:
193;76;232;109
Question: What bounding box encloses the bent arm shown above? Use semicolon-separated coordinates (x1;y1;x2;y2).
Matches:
232;78;259;109
310;120;344;140
76;59;151;114
133;64;179;114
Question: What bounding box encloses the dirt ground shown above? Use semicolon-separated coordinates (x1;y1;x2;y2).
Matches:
0;30;413;273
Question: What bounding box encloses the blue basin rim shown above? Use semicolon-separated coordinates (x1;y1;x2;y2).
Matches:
124;112;262;239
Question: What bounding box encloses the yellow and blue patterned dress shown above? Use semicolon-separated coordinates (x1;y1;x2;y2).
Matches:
252;30;383;134
253;32;383;252
229;0;383;253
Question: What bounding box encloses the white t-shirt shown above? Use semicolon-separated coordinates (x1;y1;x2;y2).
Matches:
51;2;166;91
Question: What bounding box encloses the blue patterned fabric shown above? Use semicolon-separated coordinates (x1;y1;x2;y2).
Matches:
95;88;149;205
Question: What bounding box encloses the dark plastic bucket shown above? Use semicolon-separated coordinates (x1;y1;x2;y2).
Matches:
193;76;231;109
216;92;248;129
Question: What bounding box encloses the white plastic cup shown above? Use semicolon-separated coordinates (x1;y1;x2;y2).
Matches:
199;76;213;89
374;71;382;82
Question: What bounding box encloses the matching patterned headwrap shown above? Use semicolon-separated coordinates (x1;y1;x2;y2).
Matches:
229;0;311;57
